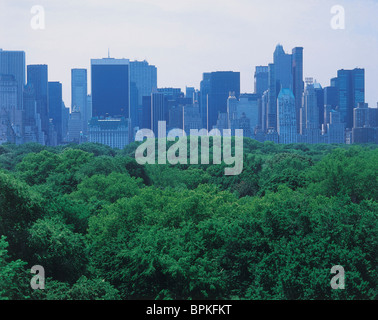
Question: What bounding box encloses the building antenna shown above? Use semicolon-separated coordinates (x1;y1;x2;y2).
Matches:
108;48;110;58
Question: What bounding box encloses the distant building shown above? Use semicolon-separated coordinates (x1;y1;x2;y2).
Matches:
292;47;304;131
336;68;365;129
152;92;168;137
185;87;195;103
68;107;83;143
23;84;44;144
27;64;49;142
352;103;377;144
199;73;211;129
0;49;25;112
0;74;18;144
300;79;321;144
207;71;240;130
91;58;130;118
326;110;345;144
254;66;269;97
71;69;89;134
48;81;63;144
227;93;259;137
130;60;157;130
277;88;297;144
183;104;202;134
88;117;130;149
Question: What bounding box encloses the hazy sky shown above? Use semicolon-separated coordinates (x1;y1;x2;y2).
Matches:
1;0;377;107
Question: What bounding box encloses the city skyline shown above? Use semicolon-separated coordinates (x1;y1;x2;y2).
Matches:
1;0;377;107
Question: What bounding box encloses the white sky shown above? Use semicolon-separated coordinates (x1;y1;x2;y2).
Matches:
1;0;377;107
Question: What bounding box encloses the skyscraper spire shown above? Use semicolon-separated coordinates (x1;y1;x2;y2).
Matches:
108;48;110;58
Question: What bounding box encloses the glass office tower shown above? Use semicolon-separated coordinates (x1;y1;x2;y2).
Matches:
91;58;130;119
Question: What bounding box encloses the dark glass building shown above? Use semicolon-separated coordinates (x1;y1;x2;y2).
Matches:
337;68;365;129
254;66;269;97
0;49;25;111
292;47;304;132
48;81;63;144
27;64;49;139
151;92;168;136
91;58;130;118
199;73;211;129
207;71;240;130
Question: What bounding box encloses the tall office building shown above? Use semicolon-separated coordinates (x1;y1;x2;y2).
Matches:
227;93;259;137
91;58;130;118
292;47;304;132
151;92;168;136
130;60;157;129
353;103;369;128
23;84;43;144
260;90;269;132
199;73;211;129
27;65;49;141
0;49;25;111
314;82;324;128
48;81;63;144
337;68;365;129
301;79;321;144
71;69;89;133
141;95;152;130
183;105;202;135
207;71;240;130
185;87;195;103
274;45;293;91
264;45;301;133
327;110;345;144
277;88;297;144
62;102;70;143
0;75;18;144
254;66;269;97
267;63;277;130
352;103;376;143
68;106;83;143
130;61;157;106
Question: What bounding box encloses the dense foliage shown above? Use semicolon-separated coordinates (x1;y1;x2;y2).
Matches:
0;140;376;300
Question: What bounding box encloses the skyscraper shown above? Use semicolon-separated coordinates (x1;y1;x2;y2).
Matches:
23;84;43;144
91;58;130;118
254;66;269;97
199;73;211;129
185;87;195;103
327;110;345;144
274;44;293;91
130;60;157;129
0;49;25;111
267;63;277;130
27;64;49;142
0;75;18;144
130;61;157;106
71;69;89;134
337;68;365;129
292;47;304;132
301;79;321;143
207;71;240;130
277;88;297;144
141;95;152;130
151;92;168;136
48;81;63;144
